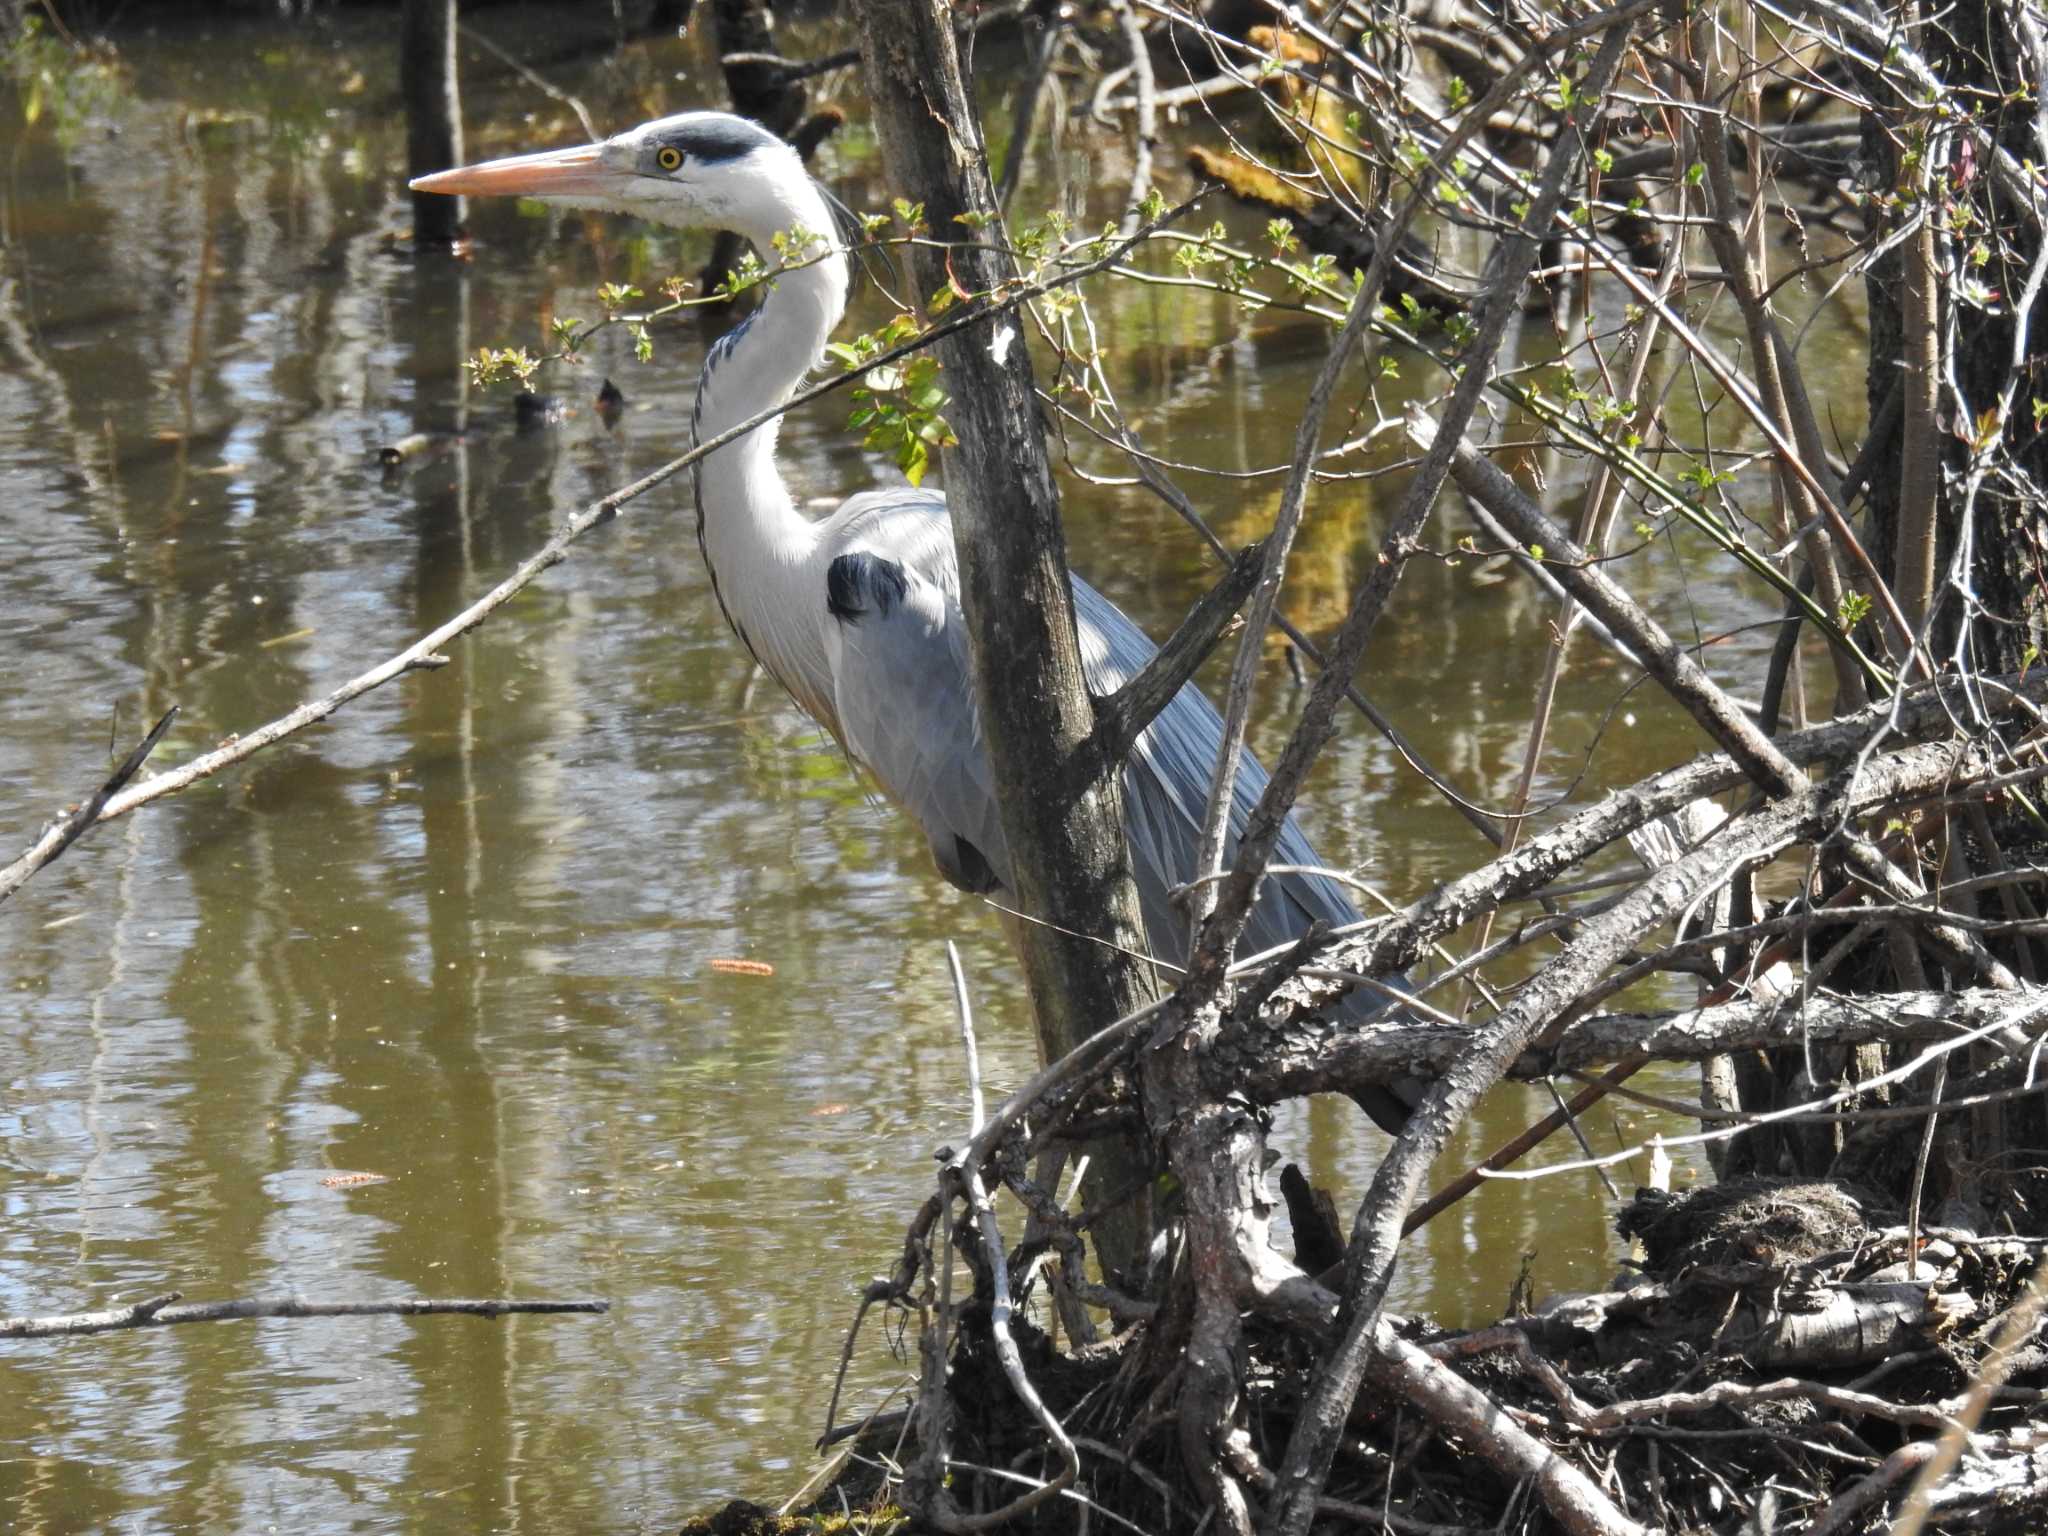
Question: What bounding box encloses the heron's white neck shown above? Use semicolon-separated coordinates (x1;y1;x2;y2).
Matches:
687;168;849;722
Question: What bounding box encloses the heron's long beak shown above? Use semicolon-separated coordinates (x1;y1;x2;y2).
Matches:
410;143;609;199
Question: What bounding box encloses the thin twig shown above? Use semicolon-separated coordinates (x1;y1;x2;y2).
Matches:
1107;0;1155;239
458;23;601;141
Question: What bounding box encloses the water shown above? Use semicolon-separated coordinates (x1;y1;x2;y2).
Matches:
0;11;1839;1530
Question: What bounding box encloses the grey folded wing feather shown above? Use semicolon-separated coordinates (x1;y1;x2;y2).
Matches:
1074;581;1422;1134
1068;579;1366;969
822;542;1012;896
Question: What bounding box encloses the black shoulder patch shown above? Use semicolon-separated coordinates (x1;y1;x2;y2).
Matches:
826;552;909;624
666;116;779;165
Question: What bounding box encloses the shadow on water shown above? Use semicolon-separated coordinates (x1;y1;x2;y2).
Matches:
0;8;1764;1527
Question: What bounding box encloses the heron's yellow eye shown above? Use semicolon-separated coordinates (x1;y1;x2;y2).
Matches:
656;146;683;172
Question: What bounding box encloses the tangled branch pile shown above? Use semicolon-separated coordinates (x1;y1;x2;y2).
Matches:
828;682;2048;1534
799;0;2048;1527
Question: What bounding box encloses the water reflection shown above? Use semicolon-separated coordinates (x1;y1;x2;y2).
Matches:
0;12;1738;1528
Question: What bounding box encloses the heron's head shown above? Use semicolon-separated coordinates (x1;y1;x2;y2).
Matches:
410;111;809;235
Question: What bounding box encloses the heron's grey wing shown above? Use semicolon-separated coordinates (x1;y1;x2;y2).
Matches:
821;547;1013;895
1073;579;1420;1133
1069;577;1362;965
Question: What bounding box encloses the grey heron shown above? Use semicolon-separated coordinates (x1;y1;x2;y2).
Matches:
412;112;1414;1132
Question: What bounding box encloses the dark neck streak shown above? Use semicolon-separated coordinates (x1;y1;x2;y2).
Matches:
689;309;763;669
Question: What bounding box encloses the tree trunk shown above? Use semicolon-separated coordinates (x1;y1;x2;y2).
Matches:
701;0;808;300
402;0;464;249
848;0;1162;1271
1861;8;2047;679
710;0;803;137
1783;1;2048;1220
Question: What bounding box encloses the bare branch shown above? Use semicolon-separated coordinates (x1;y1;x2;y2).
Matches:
1410;412;1803;798
0;705;178;904
1;1293;607;1340
1093;539;1265;764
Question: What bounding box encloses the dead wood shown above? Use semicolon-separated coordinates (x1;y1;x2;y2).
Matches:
1;1293;608;1339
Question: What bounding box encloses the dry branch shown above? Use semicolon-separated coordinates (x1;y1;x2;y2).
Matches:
1223;986;2046;1107
0;706;179;903
1367;1325;1649;1536
1;1293;607;1339
1236;670;2048;1037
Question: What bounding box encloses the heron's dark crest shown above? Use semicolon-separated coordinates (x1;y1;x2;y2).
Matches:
816;184;902;307
655;115;782;165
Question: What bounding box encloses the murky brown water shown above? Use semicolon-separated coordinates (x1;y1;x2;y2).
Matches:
0;9;1838;1530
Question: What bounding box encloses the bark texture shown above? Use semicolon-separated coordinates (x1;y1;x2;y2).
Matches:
848;0;1162;1276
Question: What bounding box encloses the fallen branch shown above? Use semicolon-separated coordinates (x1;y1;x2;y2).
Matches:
1223;986;2045;1108
2;1293;608;1339
1236;673;2048;1035
1368;1323;1649;1536
0;706;179;903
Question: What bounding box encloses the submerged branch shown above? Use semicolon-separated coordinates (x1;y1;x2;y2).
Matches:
2;1293;609;1339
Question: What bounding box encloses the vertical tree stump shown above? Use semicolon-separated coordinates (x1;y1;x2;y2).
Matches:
403;0;464;250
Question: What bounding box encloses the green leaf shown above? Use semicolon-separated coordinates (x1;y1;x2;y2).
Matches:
900;435;930;486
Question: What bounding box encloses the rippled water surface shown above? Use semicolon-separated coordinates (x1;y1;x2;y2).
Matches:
0;10;1842;1530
